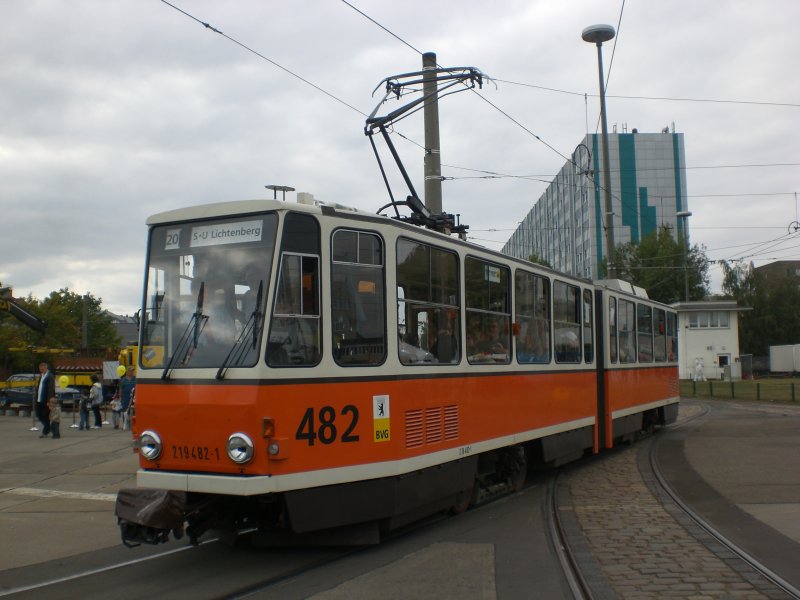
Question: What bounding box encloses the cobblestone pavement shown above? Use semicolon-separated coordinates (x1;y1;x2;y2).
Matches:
557;403;791;600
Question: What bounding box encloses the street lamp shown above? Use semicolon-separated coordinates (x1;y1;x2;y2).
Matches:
265;184;295;201
582;24;616;279
676;210;692;301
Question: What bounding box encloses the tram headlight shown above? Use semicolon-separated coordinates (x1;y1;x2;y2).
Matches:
227;432;255;465
139;430;162;461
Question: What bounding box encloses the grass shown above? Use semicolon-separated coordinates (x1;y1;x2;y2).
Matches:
680;378;800;403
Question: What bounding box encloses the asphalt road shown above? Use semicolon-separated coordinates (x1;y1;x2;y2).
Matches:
1;399;798;599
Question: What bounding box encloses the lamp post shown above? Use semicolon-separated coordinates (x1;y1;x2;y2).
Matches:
265;184;295;201
582;24;616;279
676;210;692;301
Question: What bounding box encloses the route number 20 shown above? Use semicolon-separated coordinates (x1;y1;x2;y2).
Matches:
295;405;360;446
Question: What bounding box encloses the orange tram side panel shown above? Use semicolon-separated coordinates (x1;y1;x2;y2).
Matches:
134;370;599;477
603;365;679;449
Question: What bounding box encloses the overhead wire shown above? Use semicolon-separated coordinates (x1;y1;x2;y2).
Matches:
160;0;367;117
338;0;642;238
161;0;796;271
495;79;800;109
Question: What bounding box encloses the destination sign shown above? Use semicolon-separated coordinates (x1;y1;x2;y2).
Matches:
189;220;263;248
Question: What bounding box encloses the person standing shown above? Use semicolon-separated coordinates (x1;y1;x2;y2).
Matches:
48;397;61;439
89;374;103;429
119;368;136;431
78;389;91;431
35;362;55;437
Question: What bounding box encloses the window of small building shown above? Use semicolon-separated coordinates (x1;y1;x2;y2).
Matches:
688;310;730;329
553;280;581;363
466;257;511;364
396;238;460;365
514;270;551;364
331;229;386;366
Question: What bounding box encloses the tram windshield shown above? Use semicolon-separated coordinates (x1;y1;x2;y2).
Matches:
140;213;279;372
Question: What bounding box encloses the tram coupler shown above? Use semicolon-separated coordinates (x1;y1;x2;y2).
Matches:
115;488;187;547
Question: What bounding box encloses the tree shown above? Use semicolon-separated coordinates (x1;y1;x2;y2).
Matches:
610;225;709;304
527;253;552;269
721;260;800;355
0;287;120;374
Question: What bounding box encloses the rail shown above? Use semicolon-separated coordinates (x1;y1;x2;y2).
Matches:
651;409;800;599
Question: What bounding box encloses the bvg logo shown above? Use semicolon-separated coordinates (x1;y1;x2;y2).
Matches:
373;394;390;442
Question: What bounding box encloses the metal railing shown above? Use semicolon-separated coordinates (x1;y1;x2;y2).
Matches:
681;379;798;402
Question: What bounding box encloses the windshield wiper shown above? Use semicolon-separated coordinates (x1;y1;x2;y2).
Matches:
216;281;264;380
161;282;207;380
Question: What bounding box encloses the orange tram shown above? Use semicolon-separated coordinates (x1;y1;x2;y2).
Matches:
115;197;679;546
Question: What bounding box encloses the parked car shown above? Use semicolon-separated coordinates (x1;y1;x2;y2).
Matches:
1;374;82;409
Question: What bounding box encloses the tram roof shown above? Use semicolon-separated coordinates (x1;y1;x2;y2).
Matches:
146;198;378;226
144;198;672;310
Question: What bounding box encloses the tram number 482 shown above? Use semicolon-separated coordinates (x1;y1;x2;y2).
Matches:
295;405;359;446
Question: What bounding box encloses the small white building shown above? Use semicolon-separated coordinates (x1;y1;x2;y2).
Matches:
670;300;750;380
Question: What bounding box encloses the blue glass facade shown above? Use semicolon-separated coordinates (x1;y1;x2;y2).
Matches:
502;131;688;280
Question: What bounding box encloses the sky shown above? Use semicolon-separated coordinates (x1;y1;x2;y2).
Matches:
1;0;798;316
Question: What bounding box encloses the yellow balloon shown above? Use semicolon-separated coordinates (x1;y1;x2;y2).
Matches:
59;375;69;388
117;365;127;377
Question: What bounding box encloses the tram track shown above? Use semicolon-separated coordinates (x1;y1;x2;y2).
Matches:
549;400;800;599
0;508;459;599
0;535;355;600
0;540;205;598
649;402;800;600
547;471;595;600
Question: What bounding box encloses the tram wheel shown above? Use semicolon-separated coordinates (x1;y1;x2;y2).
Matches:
508;447;527;492
450;480;479;514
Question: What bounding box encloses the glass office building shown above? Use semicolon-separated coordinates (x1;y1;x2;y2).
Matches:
502;131;689;280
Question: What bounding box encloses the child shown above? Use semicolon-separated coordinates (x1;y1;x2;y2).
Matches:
48;397;61;439
111;394;122;429
78;390;91;431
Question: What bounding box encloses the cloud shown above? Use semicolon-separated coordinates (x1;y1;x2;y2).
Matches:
1;0;798;315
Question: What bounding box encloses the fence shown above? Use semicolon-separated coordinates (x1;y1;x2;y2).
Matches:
681;379;799;402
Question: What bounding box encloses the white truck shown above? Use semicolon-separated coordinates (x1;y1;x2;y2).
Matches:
769;344;800;374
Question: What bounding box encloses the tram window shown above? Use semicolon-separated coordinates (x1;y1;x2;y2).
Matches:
465;257;511;364
332;230;386;366
396;239;460;365
653;308;667;362
583;289;594;363
514;270;550;364
608;297;618;364
637;303;653;363
667;312;678;362
553;281;581;363
143;213;278;370
268;214;321;367
618;299;636;363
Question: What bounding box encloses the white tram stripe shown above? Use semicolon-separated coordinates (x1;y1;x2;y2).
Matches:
611;397;680;420
138;415;597;496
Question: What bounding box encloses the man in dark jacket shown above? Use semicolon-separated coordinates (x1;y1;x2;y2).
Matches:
35;362;55;437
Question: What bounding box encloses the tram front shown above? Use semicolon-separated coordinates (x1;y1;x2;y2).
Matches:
116;202;288;545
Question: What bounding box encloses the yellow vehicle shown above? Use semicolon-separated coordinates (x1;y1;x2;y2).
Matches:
119;345;139;373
